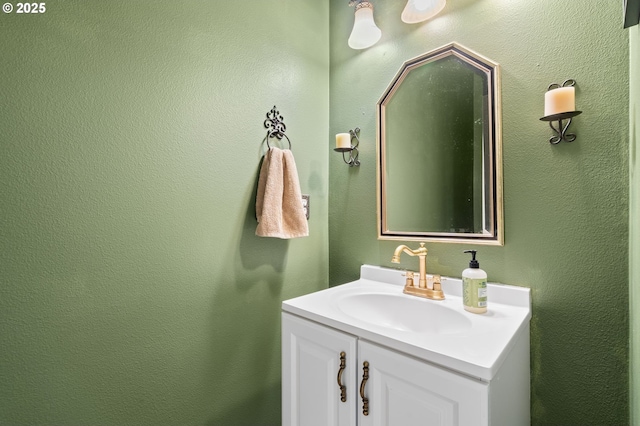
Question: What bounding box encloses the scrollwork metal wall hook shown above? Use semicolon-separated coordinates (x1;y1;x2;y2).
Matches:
264;106;292;149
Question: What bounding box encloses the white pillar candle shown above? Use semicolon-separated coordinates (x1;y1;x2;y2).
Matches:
336;133;351;149
544;86;575;116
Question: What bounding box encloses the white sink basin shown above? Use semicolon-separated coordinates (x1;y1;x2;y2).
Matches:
337;293;472;335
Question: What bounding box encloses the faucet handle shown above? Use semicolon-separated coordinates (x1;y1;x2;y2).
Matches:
432;275;442;291
402;270;415;287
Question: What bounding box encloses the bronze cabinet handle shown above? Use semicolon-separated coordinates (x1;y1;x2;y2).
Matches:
360;361;369;416
337;351;347;402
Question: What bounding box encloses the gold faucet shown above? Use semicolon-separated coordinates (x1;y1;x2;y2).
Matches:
391;243;444;300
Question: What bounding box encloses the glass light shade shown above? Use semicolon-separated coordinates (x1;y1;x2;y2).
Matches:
401;0;446;24
348;5;382;50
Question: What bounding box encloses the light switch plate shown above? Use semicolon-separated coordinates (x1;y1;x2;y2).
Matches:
302;195;309;220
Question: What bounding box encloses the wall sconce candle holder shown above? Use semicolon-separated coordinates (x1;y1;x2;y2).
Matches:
334;128;361;167
539;79;582;145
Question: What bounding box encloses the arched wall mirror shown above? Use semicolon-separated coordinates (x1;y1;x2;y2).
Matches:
377;43;503;245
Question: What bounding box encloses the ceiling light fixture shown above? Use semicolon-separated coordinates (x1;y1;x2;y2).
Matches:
401;0;446;24
348;0;382;50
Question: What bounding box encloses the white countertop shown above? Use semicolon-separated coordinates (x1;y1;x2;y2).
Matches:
282;265;531;381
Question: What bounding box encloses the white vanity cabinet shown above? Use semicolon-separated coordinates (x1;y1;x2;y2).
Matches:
283;313;508;426
282;265;531;426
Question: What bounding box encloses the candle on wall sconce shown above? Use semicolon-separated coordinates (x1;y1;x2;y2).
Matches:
540;79;582;144
544;86;575;116
334;128;361;166
336;133;351;149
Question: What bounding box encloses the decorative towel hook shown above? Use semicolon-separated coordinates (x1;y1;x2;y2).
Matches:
264;106;292;149
334;128;361;167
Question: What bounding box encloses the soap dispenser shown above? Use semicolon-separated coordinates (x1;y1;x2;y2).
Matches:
462;250;487;314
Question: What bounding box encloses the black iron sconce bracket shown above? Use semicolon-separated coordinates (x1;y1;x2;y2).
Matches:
334;128;361;166
539;79;582;145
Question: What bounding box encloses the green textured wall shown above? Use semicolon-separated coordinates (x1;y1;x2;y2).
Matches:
329;0;629;424
0;1;328;425
631;23;640;426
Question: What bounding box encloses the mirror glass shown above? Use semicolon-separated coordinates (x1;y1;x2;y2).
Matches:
377;43;503;244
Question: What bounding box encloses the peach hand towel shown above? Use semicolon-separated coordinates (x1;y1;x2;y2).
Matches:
256;147;309;239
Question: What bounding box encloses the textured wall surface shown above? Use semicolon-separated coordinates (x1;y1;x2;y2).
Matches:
0;1;329;424
329;0;629;424
631;23;640;426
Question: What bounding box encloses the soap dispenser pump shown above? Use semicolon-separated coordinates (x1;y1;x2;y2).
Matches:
462;250;487;314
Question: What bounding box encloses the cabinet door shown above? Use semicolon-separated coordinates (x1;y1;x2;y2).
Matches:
357;341;489;426
282;313;357;426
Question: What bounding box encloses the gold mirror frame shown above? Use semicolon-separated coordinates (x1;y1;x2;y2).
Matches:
376;43;503;245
